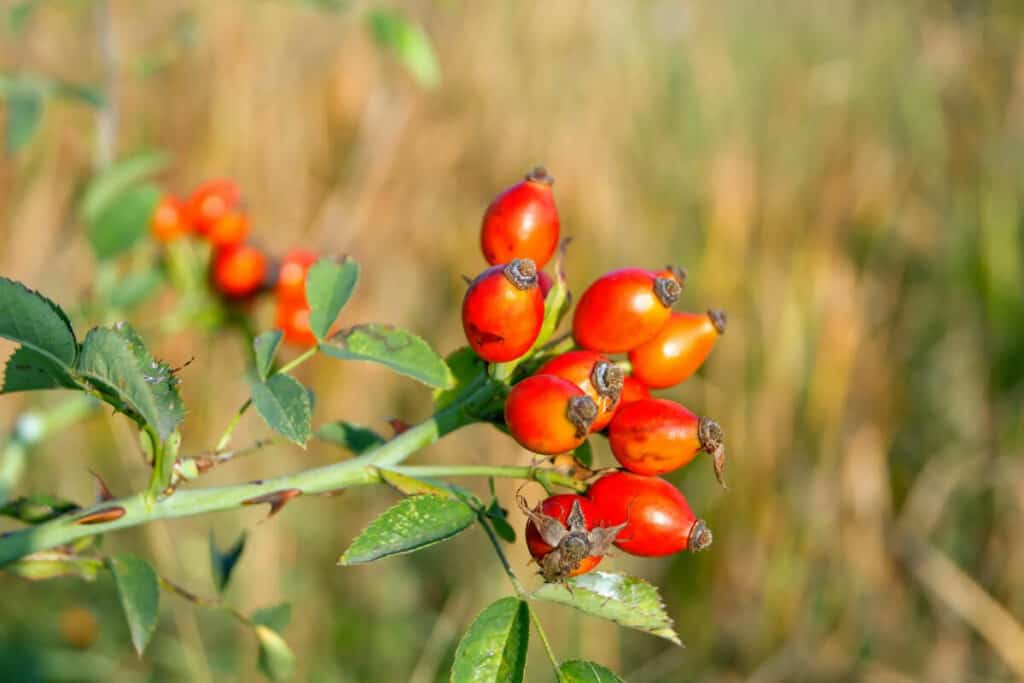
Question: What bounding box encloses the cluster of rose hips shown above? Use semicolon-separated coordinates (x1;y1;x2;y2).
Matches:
149;180;323;347
462;167;726;582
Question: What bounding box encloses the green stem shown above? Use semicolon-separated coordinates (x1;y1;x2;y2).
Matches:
389;465;585;491
215;399;251;452
0;374;498;566
276;346;317;375
530;606;563;680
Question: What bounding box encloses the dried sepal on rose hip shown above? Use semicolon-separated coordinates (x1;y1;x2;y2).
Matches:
462;258;545;363
608;397;726;486
628;309;727;388
572;267;684;353
587;472;712;557
536;350;624;432
504;374;598;454
519;492;626;583
481;166;560;270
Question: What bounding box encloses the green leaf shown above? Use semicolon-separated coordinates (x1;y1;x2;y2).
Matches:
108;268;164;310
75;324;185;439
573;440;593;469
4;84;43;153
368;11;440;89
433;346;485;410
3;552;103;582
533;572;681;645
88;183;162;260
484;502;516;544
251;603;292;633
0;277;77;367
450;597;528;683
305;258;359;341
107;554;160;656
2;346;78;393
255;625;297;681
79;150;170;223
321;323;454;389
253;331;283;381
338;495;475;565
0;494;80;523
558;661;624;683
209;531;246;594
316;420;385;454
248;373;313;446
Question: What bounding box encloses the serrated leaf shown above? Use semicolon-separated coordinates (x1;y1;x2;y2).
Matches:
255;625;296;681
0;277;77;367
3;346;78;393
3;552;103;581
558;660;624;683
433;346;485;410
75;324;184;439
533;572;680;645
338;495;474;565
209;531;246;594
253;331;283;381
305;258;359;341
0;494;80;523
251;603;292;633
88;183;162;260
316;421;385;454
368;11;440;89
321;323;453;389
108;268;164;310
107;554;160;656
450;597;528;683
79;150;170;223
248;373;312;446
4;84;43;153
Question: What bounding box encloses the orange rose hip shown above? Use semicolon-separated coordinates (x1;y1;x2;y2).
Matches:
462;259;545;363
629;310;726;388
481;166;560;269
573;267;683;353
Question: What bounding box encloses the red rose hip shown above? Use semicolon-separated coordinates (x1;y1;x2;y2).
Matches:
187;178;241;235
505;375;598;454
481;166;560;269
151;194;190;242
276;249;319;304
462;259;545;363
629;310;726;388
573;267;683;353
536;350;623;432
608;398;726;485
587;472;712;557
212;243;268;298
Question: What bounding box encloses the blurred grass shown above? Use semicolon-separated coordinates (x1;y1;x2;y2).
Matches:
2;0;1024;681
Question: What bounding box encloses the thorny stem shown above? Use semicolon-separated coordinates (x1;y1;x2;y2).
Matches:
0;373;500;565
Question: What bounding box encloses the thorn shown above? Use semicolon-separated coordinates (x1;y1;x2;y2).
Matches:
387;418;412;437
75;506;126;525
89;469;115;503
242;488;302;518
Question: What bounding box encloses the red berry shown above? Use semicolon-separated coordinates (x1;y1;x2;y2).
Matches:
524;494;603;578
186;179;241;235
619;375;652;406
536;350;623;432
588;472;712;557
481;166;560;269
151;194;190;242
462;259;545;363
629;310;726;388
276;299;316;347
212;244;268;298
206;211;250;249
505;374;598;454
573;268;683;353
608;398;725;485
276;249;319;305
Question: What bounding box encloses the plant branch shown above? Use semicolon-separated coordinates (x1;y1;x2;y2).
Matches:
0;375;499;565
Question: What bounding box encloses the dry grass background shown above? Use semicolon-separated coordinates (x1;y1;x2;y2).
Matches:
2;1;1024;681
